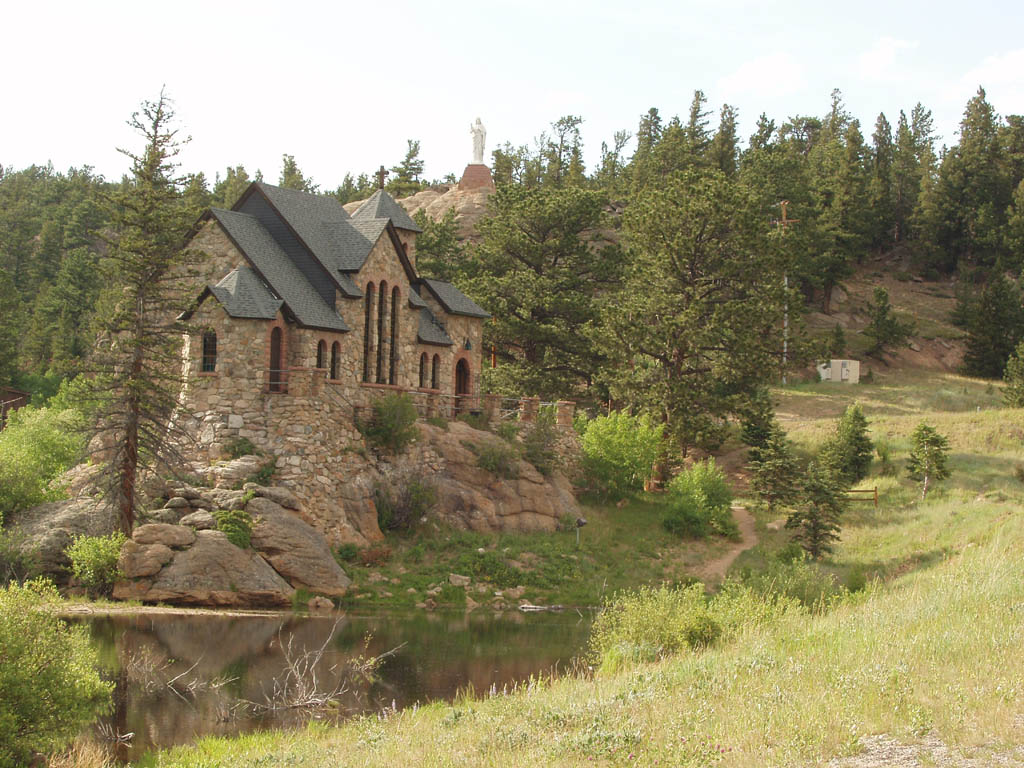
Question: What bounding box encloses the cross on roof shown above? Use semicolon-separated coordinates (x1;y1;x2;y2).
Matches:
375;165;389;189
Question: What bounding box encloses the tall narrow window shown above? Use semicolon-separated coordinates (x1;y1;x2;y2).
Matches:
431;354;440;390
201;331;217;372
376;282;388;384
363;283;375;382
389;286;399;385
316;340;326;369
419;353;428;388
269;327;283;393
330;342;340;380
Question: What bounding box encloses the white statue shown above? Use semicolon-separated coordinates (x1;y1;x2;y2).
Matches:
470;117;486;164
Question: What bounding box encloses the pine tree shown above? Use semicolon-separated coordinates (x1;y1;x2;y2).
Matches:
961;271;1024;378
87;92;200;535
891;110;919;243
820;403;873;484
684;90;712;158
389;139;425;197
906;422;951;499
868;112;895;247
750;423;802;513
710;104;739;177
828;323;846;357
211;165;251;208
0;268;19;387
786;460;845;559
278;154;317;193
863;287;914;356
1002;340;1024;407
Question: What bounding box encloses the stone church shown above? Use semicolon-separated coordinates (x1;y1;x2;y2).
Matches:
182;181;488;412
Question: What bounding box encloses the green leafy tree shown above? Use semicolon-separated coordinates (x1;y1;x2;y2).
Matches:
580;411;663;498
863;287;914;356
906;422;951;499
786;460;845;559
961;271;1023;378
86;92;200;535
1002;340;1024;406
750;422;802;513
602;169;789;453
468;184;623;400
819;403;873;484
0;579;111;767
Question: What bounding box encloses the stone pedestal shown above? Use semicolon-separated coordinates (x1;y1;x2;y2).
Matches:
520;396;540;425
458;164;495;191
555;401;575;428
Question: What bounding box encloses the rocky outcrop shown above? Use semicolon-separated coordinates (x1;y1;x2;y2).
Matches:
343;185;493;242
117;530;294;607
248;497;351;596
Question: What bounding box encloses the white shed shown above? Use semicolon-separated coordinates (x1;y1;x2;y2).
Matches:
817;359;860;384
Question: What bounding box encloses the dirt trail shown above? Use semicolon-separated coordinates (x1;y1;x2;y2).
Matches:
693;505;759;583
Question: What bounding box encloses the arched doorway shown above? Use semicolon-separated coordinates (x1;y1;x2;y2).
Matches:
455;358;471;413
269;326;283;392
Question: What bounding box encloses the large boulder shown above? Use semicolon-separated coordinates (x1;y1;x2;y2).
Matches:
247;497;351;596
6;496;118;577
124;529;294;607
132;523;195;549
119;540;174;578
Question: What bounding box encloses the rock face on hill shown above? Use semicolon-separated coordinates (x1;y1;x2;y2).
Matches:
344;185;493;241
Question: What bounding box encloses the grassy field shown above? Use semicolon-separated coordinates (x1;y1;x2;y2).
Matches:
59;369;1024;767
336;493;738;610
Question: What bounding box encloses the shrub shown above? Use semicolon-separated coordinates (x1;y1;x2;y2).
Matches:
494;421;519;442
212;508;253;549
357;393;419;453
476;439;519;479
663;460;737;539
742;552;842;610
334;543;359;562
375;472;438;532
522;419;558;476
457;412;490;431
424;416;449;430
0;579;112;766
588;584;721;670
224;436;260;458
66;533;126;596
455;550;519;588
249;459;276;487
0;406;85;524
0;529;39;586
580;411;663;498
357;545;391;567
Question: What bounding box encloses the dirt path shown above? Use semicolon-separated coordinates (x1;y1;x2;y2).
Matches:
692;506;759;583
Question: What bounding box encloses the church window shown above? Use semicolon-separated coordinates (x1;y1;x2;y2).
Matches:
389;286;399;385
316;340;326;369
419;353;428;388
431;354;440;390
363;283;375;382
201;331;217;372
330;341;340;380
376;282;388;384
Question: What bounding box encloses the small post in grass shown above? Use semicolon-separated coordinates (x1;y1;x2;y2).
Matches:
575;517;587;548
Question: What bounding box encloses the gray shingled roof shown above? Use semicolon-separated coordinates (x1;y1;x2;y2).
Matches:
352;189;423;232
408;286;427;308
417;308;454;346
210;208;349;332
208;266;282;319
421;279;490;318
336;272;363;299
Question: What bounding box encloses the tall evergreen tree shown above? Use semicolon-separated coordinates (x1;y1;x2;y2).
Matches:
87;92;200;535
211;165;251;208
389;139;425;197
961;271;1024;377
786;460;845;559
684;90;712;158
868;112;895;247
819;403;873;484
710;104;739;177
0;268;19;387
891;111;919;242
906;423;951;499
750;422;802;514
278;154;317;193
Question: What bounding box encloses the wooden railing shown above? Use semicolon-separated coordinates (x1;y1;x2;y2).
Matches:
846;488;878;507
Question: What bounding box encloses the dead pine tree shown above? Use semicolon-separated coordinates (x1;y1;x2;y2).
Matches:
87;90;202;535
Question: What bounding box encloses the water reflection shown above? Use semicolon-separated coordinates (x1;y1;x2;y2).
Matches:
77;610;592;761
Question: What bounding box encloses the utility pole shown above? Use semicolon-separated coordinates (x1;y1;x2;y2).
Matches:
775;201;798;385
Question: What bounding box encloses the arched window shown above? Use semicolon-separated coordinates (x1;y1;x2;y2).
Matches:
389;286;399;385
419;352;428;388
431;354;440;390
269;326;284;393
316;340;326;369
376;282;388;384
201;331;217;372
330;341;340;380
362;283;374;382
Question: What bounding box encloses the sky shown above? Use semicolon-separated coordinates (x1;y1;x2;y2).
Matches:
2;0;1023;189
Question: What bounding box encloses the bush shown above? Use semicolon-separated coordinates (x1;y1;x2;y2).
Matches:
0;579;112;766
358;393;419;453
522;419;558;476
457;412;490;431
581;411;663;498
455;550;519;588
212;508;253;549
742;552;842;610
375;472;438;532
357;545;391;567
0;406;85;524
334;543;359;562
0;529;39;586
475;439;519;479
588;584;721;670
224;436;260;459
494;421;519;442
663;459;737;539
66;533;126;596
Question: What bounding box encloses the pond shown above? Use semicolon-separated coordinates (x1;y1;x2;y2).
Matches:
76;608;593;762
